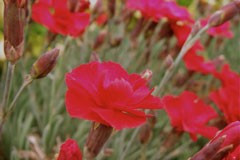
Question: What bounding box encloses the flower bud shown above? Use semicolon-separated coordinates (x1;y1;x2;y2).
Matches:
90;52;101;62
141;69;152;81
93;31;107;49
84;123;113;159
163;55;174;69
190;136;226;160
30;48;59;79
190;121;240;160
139;123;152;144
208;1;240;27
3;0;27;64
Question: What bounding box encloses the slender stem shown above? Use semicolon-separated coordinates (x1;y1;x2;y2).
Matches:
154;25;209;96
7;76;33;116
0;75;33;137
1;62;15;110
119;128;140;160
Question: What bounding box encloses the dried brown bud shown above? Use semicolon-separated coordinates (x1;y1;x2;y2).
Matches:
84;123;113;159
3;0;28;64
208;1;240;27
30;48;59;79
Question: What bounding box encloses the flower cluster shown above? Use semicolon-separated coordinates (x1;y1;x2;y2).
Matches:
211;65;240;123
32;0;90;37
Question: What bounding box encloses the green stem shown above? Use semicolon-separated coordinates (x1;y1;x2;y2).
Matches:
0;75;33;136
1;62;15;110
154;25;209;96
119;128;140;160
7;76;33;116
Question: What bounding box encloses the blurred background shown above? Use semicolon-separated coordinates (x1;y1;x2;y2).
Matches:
0;0;239;159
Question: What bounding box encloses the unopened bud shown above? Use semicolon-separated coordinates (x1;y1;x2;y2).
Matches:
141;69;152;81
84;123;113;159
208;1;240;27
110;36;122;47
139;111;157;144
30;48;59;79
3;0;28;64
90;52;101;62
211;145;233;160
93;31;107;49
164;55;174;69
190;136;226;160
107;0;116;18
191;21;201;36
139;123;152;144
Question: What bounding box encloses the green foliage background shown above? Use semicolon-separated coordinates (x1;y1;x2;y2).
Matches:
0;0;239;159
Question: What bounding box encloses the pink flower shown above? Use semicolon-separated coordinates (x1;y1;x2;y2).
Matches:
126;0;193;23
65;61;163;130
183;45;217;74
163;91;218;141
32;0;90;37
158;1;193;23
126;0;164;21
57;139;82;160
210;65;240;123
201;18;233;38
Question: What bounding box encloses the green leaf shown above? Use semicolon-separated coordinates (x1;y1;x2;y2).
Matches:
177;0;194;7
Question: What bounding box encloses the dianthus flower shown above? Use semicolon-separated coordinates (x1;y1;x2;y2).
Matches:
32;0;90;37
211;65;240;123
65;61;163;130
57;139;82;160
163;91;218;141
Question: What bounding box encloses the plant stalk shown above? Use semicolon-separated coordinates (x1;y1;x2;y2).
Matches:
1;62;15;110
0;75;33;136
154;25;209;96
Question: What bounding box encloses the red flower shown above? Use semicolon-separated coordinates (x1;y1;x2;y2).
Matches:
183;45;218;74
57;139;82;160
210;65;240;123
126;0;193;23
210;121;240;151
65;61;163;130
158;1;193;23
127;0;164;21
225;146;240;160
201;18;233;38
163;91;218;141
32;0;90;37
96;13;108;26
